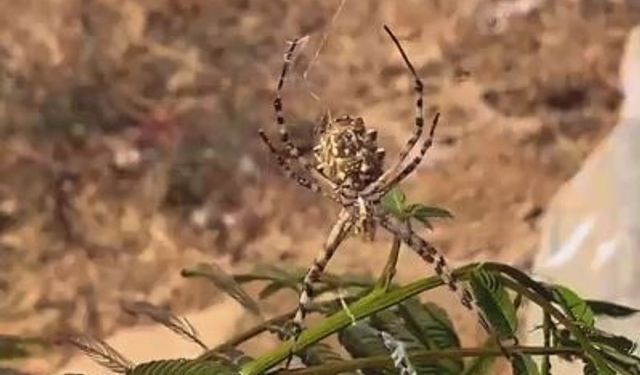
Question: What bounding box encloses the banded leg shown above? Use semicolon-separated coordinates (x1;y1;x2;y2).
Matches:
273;37;317;171
259;129;325;194
366;112;440;202
286;209;354;366
377;215;492;335
364;24;426;195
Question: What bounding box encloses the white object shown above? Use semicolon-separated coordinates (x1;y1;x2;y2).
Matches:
524;24;640;372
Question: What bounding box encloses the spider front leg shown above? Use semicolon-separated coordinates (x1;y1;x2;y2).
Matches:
363;25;428;196
258;129;332;198
366;112;440;203
285;208;354;368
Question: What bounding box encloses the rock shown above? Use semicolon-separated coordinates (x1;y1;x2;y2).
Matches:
524;24;640;373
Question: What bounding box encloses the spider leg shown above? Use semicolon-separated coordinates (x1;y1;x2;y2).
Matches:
258;129;330;196
273;39;323;171
363;25;426;195
377;215;494;336
366;112;440;202
272;39;340;193
286;209;354;367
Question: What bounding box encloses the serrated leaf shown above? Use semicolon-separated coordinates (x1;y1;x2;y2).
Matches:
338;322;395;375
511;354;540;375
371;310;456;375
120;300;207;350
590;330;637;355
62;335;132;374
382;189;408;219
300;342;344;367
469;268;518;339
181;263;261;317
127;359;236;375
398;300;460;350
408;205;454;220
586;300;640;318
552;285;594;328
595;344;640;374
397;299;463;373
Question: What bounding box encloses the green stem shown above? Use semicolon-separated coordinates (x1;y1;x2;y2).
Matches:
239;263;477;375
542;312;552;375
275;346;582;375
497;275;614;374
376;229;402;291
237;261;616;375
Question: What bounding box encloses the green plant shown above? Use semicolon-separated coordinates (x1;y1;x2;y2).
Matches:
47;191;640;375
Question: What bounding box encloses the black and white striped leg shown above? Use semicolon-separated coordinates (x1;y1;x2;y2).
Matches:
285;209;354;368
273;37;317;171
258;129;328;195
366;112;440;202
364;25;427;195
377;215;493;336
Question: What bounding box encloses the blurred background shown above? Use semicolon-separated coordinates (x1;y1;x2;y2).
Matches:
1;0;639;373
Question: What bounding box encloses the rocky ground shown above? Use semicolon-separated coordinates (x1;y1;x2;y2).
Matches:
1;0;639;373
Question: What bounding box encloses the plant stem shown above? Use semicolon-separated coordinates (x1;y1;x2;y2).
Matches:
542;312;552;375
275;346;582;375
240;264;478;375
205;310;293;355
497;275;615;374
376;229;402;291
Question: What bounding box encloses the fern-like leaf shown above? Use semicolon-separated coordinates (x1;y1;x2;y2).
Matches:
551;285;595;328
120;300;208;350
300;342;344;367
469;267;518;339
339;321;396;375
181;262;262;316
371;309;457;375
127;358;236;375
61;335;132;374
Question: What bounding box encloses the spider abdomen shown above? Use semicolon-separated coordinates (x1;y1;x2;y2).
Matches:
314;114;385;191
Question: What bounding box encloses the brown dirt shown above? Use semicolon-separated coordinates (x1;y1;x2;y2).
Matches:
1;0;638;373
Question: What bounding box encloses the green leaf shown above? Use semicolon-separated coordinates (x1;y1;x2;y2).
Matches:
382;189;408;219
300;342;344;367
338;322;396;375
408;204;454;220
127;359;237;375
469;268;518;339
462;355;498;375
552;285;595;327
181;263;262;317
370;310;457;375
590;330;637;355
511;354;540;375
398;300;460;350
258;283;287;300
585;300;640;318
397;299;463;373
595;344;640;374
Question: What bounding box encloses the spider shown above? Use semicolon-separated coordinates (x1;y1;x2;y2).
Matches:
258;25;495;362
